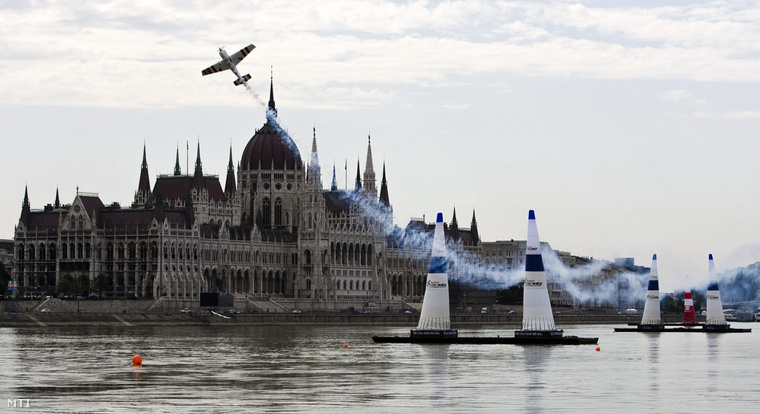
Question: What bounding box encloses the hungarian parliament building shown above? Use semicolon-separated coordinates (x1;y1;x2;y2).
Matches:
11;82;623;311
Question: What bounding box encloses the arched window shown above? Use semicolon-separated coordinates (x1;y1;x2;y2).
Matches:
305;249;311;265
337;280;341;290
274;198;282;226
39;244;46;261
77;243;83;259
262;197;271;227
29;245;35;261
78;216;84;229
85;243;91;259
61;243;67;259
349;280;353;290
49;243;56;260
17;245;25;261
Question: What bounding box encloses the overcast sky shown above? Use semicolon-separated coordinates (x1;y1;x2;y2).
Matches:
2;0;760;292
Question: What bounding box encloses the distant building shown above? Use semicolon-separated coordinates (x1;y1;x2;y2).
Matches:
11;80;478;310
11;80;622;311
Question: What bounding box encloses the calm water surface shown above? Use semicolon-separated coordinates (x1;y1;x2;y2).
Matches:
1;323;758;413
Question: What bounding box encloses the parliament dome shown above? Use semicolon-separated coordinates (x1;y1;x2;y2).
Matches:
240;120;303;171
240;79;303;171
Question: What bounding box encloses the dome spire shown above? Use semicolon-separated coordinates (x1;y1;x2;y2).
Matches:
267;66;277;117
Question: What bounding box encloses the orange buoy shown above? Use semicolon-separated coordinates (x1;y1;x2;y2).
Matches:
132;355;143;365
595;347;601;352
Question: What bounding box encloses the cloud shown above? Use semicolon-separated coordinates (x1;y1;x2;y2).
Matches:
2;1;760;109
693;110;760;119
662;90;690;101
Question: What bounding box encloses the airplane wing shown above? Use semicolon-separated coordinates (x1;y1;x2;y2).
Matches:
229;44;256;65
201;60;230;76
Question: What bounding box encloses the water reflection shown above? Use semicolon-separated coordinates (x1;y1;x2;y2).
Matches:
1;325;758;412
647;332;660;394
705;334;720;393
522;346;553;412
422;345;450;409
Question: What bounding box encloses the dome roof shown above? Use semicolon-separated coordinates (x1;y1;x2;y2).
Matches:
240;120;303;171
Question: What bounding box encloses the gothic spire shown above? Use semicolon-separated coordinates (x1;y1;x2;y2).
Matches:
470;209;479;245
331;162;338;191
137;143;151;195
20;185;31;224
225;145;236;195
54;187;60;209
267;67;277;117
379;162;390;207
193;141;204;190
451;207;458;229
308;127;322;187
354;159;362;191
174;146;182;176
363;135;376;195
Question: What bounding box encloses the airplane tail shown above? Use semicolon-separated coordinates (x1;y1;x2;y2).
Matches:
234;74;252;86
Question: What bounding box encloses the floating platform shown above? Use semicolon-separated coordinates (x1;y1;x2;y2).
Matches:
614;324;751;333
372;329;598;345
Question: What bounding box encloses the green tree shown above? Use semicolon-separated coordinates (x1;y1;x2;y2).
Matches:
58;278;76;296
0;262;9;292
92;273;109;297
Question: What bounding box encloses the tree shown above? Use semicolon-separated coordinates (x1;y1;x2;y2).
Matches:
57;278;76;297
92;273;109;297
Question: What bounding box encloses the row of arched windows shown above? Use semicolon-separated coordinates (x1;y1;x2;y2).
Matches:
337;279;372;291
330;242;374;266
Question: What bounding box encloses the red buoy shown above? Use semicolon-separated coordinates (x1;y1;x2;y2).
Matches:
132;355;143;365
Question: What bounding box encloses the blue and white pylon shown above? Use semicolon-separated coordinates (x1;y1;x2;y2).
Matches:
416;212;451;331
640;254;662;325
520;210;557;332
705;254;727;326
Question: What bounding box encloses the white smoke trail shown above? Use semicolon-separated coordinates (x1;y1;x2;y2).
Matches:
338;190;648;304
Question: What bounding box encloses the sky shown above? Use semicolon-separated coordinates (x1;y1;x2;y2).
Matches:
2;0;760;292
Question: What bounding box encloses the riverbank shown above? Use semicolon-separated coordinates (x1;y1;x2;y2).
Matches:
0;310;676;327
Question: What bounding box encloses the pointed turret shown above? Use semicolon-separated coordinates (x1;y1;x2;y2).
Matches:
54;187;60;209
378;162;390;207
470;210;479;245
192;141;205;190
331;162;338;191
308;127;322;187
174;146;182;176
450;207;460;241
20;185;31;224
363;135;376;195
415;212;454;333
517;210;559;335
137;144;151;195
706;254;728;326
640;254;663;326
224;145;236;195
354;159;362;191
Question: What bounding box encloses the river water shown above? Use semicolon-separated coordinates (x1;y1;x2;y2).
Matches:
1;323;758;413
